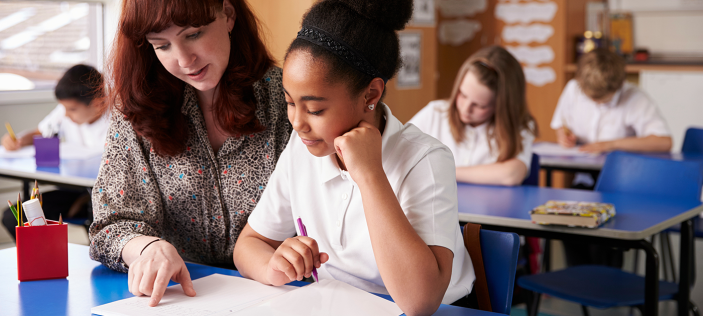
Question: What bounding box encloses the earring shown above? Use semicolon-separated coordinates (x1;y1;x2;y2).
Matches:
368;104;375;110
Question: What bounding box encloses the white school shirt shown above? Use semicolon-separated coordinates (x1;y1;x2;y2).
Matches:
248;105;476;304
37;104;110;150
408;100;535;171
550;79;671;144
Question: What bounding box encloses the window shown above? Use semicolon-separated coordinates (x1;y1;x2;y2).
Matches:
0;1;103;92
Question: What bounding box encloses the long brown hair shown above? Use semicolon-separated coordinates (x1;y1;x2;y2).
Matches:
106;0;273;156
447;45;537;162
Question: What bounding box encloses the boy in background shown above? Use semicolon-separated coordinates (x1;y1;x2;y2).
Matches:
552;50;671;267
552;48;672;190
552;48;672;154
1;64;108;240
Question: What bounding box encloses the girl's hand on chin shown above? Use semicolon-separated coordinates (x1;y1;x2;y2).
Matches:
333;121;383;180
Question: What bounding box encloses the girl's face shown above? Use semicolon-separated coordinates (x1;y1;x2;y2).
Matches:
455;71;495;127
146;2;235;96
282;51;368;157
60;98;102;125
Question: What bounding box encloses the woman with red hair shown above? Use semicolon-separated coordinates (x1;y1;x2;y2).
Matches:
89;0;291;306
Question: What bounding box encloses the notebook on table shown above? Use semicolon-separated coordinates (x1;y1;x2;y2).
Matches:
91;273;403;316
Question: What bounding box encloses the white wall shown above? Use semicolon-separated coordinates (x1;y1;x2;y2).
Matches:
640;71;703;152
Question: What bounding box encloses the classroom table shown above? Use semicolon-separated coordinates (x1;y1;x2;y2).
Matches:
0;244;498;316
456;183;703;316
0;155;101;198
532;142;605;187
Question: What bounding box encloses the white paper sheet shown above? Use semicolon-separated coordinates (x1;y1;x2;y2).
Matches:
523;66;556;87
438;19;482;46
91;274;296;316
233;279;403;316
502;24;554;44
0;143;102;159
495;1;557;24
505;45;555;66
0;146;35;158
533;142;595;157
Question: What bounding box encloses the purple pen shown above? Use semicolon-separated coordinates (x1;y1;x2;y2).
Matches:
296;217;319;282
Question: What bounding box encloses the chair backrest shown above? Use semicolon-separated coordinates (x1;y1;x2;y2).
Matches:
521;153;540;186
595;151;703;200
479;229;521;314
682;127;703;154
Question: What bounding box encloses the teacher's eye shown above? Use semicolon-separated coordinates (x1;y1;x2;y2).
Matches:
153;43;170;50
186;31;201;39
307;110;323;115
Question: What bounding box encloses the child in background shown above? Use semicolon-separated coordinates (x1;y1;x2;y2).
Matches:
409;46;538;186
552;48;672;154
233;0;475;314
1;64;108;240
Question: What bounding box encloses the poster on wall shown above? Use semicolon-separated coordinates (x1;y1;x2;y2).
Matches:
411;0;435;26
397;32;422;89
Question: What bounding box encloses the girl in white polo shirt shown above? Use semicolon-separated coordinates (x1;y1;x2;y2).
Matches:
409;46;538;186
233;0;475;314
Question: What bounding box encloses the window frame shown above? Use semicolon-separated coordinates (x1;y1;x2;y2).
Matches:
0;0;111;105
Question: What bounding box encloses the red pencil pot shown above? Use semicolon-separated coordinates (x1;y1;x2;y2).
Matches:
15;220;68;281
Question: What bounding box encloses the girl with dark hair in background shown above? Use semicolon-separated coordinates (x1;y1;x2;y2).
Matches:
409;46;538;186
233;1;475;315
89;0;292;306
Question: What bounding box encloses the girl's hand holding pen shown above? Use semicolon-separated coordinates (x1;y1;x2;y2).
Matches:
266;236;328;286
556;126;577;148
333;121;383;181
1;133;21;151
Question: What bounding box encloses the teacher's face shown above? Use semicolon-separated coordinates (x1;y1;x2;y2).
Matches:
146;2;235;95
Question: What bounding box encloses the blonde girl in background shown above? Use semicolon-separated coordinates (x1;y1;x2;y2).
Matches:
409;46;537;186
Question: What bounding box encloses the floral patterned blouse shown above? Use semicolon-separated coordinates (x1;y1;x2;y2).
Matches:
89;67;292;272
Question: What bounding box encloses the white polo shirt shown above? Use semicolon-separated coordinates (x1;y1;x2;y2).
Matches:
248;105;475;304
408;100;534;171
38;104;110;150
550;79;671;144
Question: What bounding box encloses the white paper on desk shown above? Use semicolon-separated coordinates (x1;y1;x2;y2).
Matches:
234;279;403;316
0;144;102;159
0;146;35;158
59;143;103;159
91;274;296;316
532;142;595;157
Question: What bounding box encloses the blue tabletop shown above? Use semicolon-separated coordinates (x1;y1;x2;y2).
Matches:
0;155;101;187
0;244;497;316
457;183;703;240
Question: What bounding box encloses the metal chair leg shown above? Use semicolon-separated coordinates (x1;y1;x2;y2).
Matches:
581;304;590;316
526;291;541;316
663;232;677;283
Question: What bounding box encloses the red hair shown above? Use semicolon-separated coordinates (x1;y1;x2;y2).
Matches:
106;0;273;156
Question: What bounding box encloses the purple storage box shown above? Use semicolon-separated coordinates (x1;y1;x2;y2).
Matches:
34;136;60;167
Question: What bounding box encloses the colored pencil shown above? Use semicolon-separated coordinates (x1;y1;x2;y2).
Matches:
7;200;18;225
5;122;16;141
58;214;63;225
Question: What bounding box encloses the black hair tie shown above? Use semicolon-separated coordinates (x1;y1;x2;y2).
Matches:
296;26;388;84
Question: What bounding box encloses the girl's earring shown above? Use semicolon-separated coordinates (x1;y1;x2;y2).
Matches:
368;104;375;110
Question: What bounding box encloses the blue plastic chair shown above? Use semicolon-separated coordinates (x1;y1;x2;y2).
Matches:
521;153;540;186
518;151;703;315
462;226;520;314
682;127;703;154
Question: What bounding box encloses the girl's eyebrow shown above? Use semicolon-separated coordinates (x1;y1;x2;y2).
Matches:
282;86;327;101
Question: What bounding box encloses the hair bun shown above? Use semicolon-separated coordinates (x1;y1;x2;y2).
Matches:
334;0;413;31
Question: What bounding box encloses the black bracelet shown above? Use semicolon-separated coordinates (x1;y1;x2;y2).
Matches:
140;238;162;255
